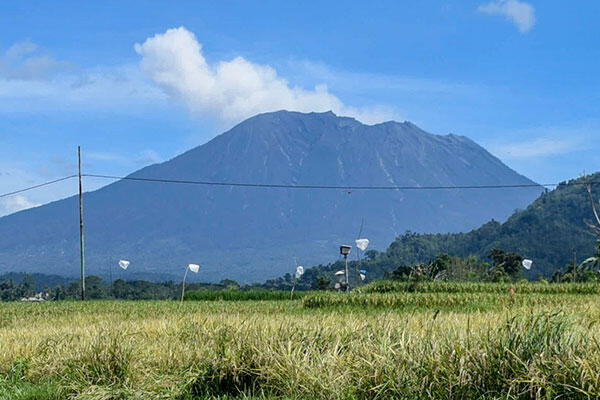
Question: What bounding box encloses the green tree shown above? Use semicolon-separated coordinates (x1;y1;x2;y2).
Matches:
0;280;16;301
85;276;106;299
21;274;35;297
488;248;523;281
391;265;412;281
112;279;130;299
313;276;330;290
52;285;66;300
66;281;82;298
220;279;241;290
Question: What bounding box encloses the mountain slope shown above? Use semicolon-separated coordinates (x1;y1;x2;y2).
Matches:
0;111;542;282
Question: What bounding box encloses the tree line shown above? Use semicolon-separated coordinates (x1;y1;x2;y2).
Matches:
0;274;243;301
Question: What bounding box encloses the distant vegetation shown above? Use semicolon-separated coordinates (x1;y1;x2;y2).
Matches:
0;274;247;301
0;273;314;302
1;243;597;303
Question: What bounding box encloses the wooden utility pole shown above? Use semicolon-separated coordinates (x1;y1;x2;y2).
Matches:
344;253;350;292
78;146;86;301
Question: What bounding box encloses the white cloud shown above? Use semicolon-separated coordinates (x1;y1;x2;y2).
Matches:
478;0;536;33
0;164;80;218
0;63;167;114
1;195;40;215
290;60;479;95
87;149;163;166
486;122;600;161
483;124;600;184
136;149;163;165
492;137;581;159
0;41;74;81
134;27;395;125
0;40;167;115
87;152;124;162
0;33;403;125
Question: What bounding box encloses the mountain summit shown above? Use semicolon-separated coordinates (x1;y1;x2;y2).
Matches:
0;111;542;281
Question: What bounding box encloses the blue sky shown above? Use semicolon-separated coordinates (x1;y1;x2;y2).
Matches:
0;0;599;215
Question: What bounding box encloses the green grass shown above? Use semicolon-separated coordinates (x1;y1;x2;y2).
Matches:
0;360;63;400
1;287;600;398
184;289;312;302
361;280;600;294
0;380;62;400
301;291;594;311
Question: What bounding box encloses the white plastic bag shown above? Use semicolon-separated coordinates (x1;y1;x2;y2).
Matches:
355;239;370;251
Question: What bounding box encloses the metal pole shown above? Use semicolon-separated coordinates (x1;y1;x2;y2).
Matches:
291;278;296;300
109;262;113;297
180;266;189;304
356;248;362;287
573;249;577;282
78;146;86;301
291;258;297;299
344;254;350;292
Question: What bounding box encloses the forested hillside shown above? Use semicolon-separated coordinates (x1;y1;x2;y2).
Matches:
273;173;600;288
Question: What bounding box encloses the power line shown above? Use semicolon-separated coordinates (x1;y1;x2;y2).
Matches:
0;173;597;200
0;175;77;199
83;173;585;191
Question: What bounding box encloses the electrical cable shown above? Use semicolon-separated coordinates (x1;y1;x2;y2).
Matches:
0;173;597;200
83;173;592;191
0;175;77;198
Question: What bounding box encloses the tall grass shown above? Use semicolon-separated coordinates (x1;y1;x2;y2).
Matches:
0;299;600;398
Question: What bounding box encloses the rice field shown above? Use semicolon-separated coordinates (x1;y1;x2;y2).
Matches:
1;284;600;399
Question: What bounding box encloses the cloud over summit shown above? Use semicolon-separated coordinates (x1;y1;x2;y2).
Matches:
134;27;393;125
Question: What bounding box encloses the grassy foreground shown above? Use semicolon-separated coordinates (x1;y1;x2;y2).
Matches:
1;288;600;399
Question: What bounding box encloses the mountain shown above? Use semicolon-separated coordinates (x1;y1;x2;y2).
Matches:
0;111;542;282
315;173;598;281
